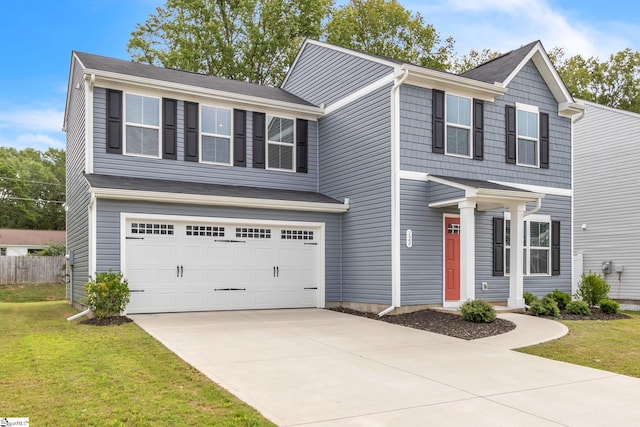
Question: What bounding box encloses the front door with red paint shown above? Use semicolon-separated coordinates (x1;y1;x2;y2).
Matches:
444;217;460;301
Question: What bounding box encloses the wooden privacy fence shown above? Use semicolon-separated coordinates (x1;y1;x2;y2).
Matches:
0;256;66;284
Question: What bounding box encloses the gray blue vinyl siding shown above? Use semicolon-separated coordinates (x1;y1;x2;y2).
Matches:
574;102;640;301
92;199;341;302
399;61;572;189
283;42;395;106
318;85;393;305
401;180;572;303
92;87;319;192
65;57;90;304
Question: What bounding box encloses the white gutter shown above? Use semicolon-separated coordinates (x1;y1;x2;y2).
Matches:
523;197;543;217
67;308;91;321
379;68;409;318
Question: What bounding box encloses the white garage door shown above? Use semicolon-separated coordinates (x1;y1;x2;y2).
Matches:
124;219;321;314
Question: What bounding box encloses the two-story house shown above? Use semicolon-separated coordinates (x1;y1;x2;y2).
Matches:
64;40;583;315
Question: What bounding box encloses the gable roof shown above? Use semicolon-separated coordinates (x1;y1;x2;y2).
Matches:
0;229;66;246
461;41;539;84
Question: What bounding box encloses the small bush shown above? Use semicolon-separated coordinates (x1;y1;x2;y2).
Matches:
84;271;130;319
529;296;560;317
547;289;571;310
460;299;496;323
524;292;538;306
576;272;610;307
599;298;620;314
566;300;590;316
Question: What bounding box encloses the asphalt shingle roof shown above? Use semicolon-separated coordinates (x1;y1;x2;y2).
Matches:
460;41;539;84
430;175;536;193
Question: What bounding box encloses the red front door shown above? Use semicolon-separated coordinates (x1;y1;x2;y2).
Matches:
444;217;460;301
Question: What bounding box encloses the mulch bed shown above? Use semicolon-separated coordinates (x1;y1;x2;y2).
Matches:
80;316;133;326
530;307;630;321
330;307;516;340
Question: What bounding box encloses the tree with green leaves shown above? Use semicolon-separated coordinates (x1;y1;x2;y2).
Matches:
550;47;640;113
325;0;454;70
128;0;332;86
0;147;66;230
450;48;502;74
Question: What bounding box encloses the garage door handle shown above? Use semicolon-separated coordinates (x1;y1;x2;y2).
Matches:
304;287;317;290
130;289;145;293
276;266;279;277
215;288;246;291
273;266;276;277
180;265;183;277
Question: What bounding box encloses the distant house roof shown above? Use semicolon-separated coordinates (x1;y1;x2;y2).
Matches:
0;229;66;246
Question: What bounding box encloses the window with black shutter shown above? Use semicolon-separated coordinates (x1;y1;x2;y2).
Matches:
505;105;516;164
184;101;199;162
233;109;246;167
493;217;504;276
253;112;265;169
106;89;123;154
432;89;445;154
162;98;177;160
296;119;308;173
552;221;561;275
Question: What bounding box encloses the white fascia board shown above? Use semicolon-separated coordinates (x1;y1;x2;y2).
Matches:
303;39;403;71
403;64;507;101
324;73;396;115
429;198;466;209
426;174;475;192
87;70;324;118
398;170;429;181
488;180;572;197
475;188;545;201
90;188;349;213
281;39;309;87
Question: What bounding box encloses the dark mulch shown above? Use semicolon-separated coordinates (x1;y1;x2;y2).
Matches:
330;307;516;340
80;316;133;326
530;307;630;321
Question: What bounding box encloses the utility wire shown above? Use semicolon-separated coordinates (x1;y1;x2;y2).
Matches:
2;196;65;204
0;176;65;186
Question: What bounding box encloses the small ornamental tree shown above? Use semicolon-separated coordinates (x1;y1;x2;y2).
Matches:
576;272;610;307
84;271;130;319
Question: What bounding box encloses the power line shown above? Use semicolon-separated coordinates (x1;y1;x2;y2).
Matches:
1;196;65;204
0;176;65;187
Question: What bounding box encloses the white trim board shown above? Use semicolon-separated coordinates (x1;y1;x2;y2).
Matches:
324;73;396;115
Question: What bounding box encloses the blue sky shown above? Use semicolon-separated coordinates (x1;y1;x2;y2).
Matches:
1;0;639;152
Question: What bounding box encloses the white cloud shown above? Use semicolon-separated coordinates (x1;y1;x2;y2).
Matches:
0;108;64;133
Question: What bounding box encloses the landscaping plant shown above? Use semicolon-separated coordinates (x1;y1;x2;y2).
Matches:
566;300;591;316
547;289;571;310
84;271;130;319
599;298;620;314
459;299;496;323
529;295;560;317
524;292;538;306
575;272;610;307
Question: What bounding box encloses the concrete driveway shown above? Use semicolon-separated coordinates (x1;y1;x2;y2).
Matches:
131;309;640;426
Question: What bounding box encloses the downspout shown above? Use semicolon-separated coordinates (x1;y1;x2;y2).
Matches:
523;197;542;217
67;308;91;321
378;68;409;317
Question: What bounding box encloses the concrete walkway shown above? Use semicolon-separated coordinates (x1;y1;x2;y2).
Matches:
131;309;640;426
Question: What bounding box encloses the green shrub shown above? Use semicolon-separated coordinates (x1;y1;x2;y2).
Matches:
524;292;538;306
576;272;610;307
529;296;560;317
84;271;130;319
460;299;496;323
547;289;571;310
599;298;620;314
566;300;590;316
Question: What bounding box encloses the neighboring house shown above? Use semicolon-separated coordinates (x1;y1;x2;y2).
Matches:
574;100;640;303
0;229;66;256
63;40;583;314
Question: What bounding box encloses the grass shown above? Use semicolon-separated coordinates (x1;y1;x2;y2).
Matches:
0;288;274;426
518;311;640;378
0;282;67;302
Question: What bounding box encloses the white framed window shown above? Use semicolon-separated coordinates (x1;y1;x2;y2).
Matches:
201;105;232;165
504;214;550;276
445;94;472;157
267;115;295;171
516;103;539;167
124;93;161;158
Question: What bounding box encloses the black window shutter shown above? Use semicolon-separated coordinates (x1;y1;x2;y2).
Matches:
296;119;308;173
106;89;122;154
184;101;199;162
162;98;177;160
540;112;550;169
473;99;484;160
493;217;505;276
233;109;246;167
505;105;516;164
551;220;561;275
253;112;266;169
432;89;445;154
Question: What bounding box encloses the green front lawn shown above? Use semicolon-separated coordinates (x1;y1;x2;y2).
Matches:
518;311;640;378
0;299;274;426
0;282;66;302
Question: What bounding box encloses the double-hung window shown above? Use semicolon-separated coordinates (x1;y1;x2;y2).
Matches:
201;105;232;165
504;214;551;276
446;94;472;157
125;94;160;157
516;103;539;167
267;115;294;171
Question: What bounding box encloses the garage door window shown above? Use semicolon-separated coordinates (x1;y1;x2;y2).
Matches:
281;230;314;240
186;225;224;237
236;227;271;239
131;223;174;235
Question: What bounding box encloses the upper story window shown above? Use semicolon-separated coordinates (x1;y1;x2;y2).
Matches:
267;115;295;171
201;105;232;165
517;104;539;167
446;94;472;157
124;94;160;157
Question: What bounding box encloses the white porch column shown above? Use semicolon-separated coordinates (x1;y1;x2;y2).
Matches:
508;203;526;308
458;200;476;302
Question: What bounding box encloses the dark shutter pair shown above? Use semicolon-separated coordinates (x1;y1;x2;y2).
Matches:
251;112;308;173
505;105;549;168
432;89;484;159
492;218;560;276
105;89;178;159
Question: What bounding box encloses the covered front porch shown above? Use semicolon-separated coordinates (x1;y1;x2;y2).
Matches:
428;175;545;309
